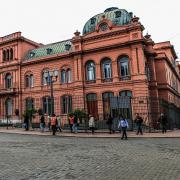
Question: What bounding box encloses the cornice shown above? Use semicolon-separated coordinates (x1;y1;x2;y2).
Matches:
22;52;72;66
155;55;180;81
157;83;180;98
80;39;145;55
82;24;143;43
0;36;40;48
0;62;20;70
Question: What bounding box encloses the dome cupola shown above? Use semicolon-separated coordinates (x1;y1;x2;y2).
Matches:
83;7;133;35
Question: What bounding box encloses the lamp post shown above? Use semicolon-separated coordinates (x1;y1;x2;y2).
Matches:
44;69;58;116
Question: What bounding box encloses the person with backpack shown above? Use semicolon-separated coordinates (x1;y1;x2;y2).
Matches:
118;114;129;140
134;113;143;135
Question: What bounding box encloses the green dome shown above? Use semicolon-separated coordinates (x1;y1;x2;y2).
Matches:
83;7;132;35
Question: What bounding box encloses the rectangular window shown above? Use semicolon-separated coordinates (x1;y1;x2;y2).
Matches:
43;97;52;115
120;62;129;76
61;96;72;114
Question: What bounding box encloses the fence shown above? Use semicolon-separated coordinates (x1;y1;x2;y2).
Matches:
0;96;180;130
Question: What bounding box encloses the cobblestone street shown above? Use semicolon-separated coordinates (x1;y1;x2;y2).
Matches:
0;133;180;180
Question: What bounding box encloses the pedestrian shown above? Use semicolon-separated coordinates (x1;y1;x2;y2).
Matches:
118;115;129;140
106;114;113;134
134;113;143;135
89;114;95;134
47;114;51;131
112;118;118;133
24;114;29;131
159;113;168;133
40;114;45;132
51;114;57;135
69;114;74;133
73;115;78;133
56;115;62;132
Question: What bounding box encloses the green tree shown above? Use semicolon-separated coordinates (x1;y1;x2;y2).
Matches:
68;109;87;123
23;108;37;129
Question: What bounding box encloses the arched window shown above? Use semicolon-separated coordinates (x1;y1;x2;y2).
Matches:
99;23;109;31
86;61;96;81
30;74;34;87
86;93;98;119
61;95;72;114
115;11;121;18
102;92;114;118
5;98;13;116
10;48;13;60
101;58;112;79
3;50;6;61
25;98;34;110
67;69;72;83
7;49;10;60
119;90;132;97
42;97;52;115
5;73;12;89
42;70;48;85
25;75;30;87
119;56;130;77
25;74;34;88
61;70;66;83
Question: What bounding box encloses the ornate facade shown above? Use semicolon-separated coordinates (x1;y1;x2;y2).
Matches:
0;7;180;128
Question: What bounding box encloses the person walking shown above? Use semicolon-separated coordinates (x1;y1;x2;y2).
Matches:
51;114;57;135
106;114;113;134
56;115;62;132
24;114;29;131
40;114;45;132
69;114;74;133
47;114;51;131
73;115;78;133
134;113;143;135
89;114;95;134
159;113;168;133
118;115;129;140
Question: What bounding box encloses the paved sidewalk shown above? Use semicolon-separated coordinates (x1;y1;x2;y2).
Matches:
0;128;180;138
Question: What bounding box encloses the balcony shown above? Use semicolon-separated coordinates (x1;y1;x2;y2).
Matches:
85;80;96;84
0;88;17;95
120;76;131;81
101;78;113;83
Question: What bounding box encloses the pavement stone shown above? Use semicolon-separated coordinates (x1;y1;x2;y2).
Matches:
0;133;180;180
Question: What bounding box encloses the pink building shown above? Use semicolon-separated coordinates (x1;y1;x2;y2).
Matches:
0;7;180;129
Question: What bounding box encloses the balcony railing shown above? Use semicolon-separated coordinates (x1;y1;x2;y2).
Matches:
101;78;113;83
85;80;96;84
0;88;17;95
120;76;131;81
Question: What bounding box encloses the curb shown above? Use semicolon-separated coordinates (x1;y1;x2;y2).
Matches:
0;131;180;138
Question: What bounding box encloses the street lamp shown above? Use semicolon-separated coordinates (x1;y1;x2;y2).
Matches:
44;69;58;116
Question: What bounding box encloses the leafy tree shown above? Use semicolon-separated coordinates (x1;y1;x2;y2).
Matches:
23;108;37;130
68;109;87;123
24;109;37;119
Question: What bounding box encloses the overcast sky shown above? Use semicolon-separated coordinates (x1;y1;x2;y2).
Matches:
1;0;180;58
